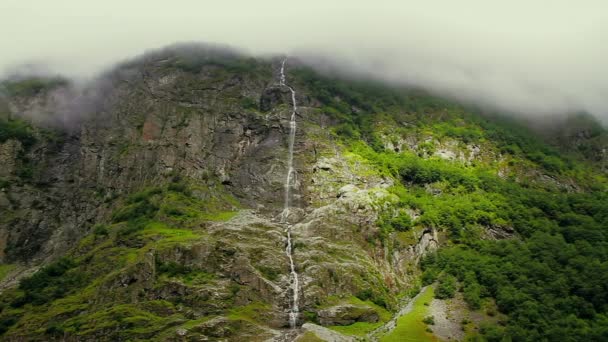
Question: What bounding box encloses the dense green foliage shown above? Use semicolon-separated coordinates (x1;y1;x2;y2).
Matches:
0;118;36;147
294;65;608;341
421;214;608;341
356;131;608;340
11;258;85;308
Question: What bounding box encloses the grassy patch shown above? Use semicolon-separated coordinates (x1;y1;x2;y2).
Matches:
139;221;202;244
61;304;180;338
380;286;438;342
181;270;215;285
296;331;325;342
227;302;272;325
256;265;280;281
325;296;393;336
329;321;383;337
0;264;16;282
200;210;237;222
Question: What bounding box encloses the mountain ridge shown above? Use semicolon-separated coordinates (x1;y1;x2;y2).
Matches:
0;46;606;341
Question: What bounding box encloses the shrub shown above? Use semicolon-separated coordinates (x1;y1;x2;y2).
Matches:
112;188;163;223
0;119;36;147
112;200;159;222
126;187;163;204
390;214;413;232
480;322;506;342
240;97;259;111
371;294;389;309
12;258;84;307
257;265;280;281
421;269;438;285
335;123;359;139
356;289;373;301
0;317;17;334
399;161;441;185
116;219;148;237
93;224;109;236
162;206;186;217
423;315;435;325
463;283;482;309
45;324;64;336
303;311;319;323
167;181;190;195
157;261;191;277
435;275;457;299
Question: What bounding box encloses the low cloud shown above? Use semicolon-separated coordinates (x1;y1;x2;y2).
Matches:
1;0;606;123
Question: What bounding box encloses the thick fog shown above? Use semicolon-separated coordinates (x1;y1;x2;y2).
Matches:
1;0;607;122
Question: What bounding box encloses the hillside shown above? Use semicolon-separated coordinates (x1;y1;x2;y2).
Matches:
0;46;607;341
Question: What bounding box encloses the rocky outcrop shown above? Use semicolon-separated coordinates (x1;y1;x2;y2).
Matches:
317;304;379;326
0;55;287;265
300;323;355;342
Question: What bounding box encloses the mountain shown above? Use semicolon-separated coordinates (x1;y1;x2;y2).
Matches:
0;45;606;341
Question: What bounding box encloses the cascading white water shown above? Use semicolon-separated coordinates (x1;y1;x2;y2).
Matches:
279;58;300;329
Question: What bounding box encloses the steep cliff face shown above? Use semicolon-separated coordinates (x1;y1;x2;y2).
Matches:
0;47;606;341
0;49;427;340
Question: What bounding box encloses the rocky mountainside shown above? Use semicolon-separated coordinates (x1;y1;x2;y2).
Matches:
0;46;606;341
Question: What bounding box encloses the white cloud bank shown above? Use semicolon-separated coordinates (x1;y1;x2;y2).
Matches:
1;0;607;121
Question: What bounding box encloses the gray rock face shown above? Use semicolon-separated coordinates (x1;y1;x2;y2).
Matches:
0;58;288;264
0;140;21;178
0;53;427;339
317;304;379;326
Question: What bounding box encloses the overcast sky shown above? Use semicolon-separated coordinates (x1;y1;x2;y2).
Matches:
1;0;607;122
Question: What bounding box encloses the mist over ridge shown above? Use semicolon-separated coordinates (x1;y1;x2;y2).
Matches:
1;0;607;123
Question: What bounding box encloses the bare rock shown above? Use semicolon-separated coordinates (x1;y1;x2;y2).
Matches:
317;304;379;326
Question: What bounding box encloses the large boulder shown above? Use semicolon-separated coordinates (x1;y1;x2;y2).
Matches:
317;304;379;326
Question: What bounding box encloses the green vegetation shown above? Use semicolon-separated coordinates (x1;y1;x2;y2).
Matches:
342;134;608;340
256;265;280;281
0;178;241;340
296;331;325;342
11;258;85;307
325;296;392;336
0;118;36;147
1;57;607;340
293;65;608;341
58;303;178;339
1;77;67;98
381;286;438;342
330;321;383;337
173;55;265;75
111;179;238;233
227;302;272;324
0;264;15;282
240;96;259;111
379;211;413;233
422;226;608;341
434;275;456;299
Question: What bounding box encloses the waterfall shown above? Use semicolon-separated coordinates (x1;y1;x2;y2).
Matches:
279;58;300;329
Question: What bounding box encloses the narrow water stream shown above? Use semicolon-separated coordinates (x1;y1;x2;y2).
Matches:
278;58;300;329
